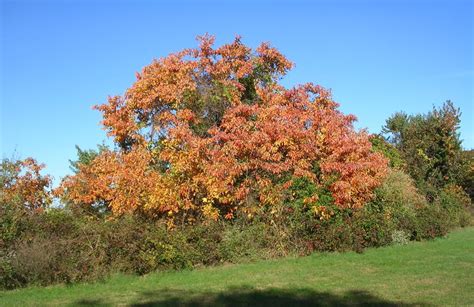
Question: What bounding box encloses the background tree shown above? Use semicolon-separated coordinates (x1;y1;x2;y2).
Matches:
382;101;466;199
68;144;108;174
369;134;405;169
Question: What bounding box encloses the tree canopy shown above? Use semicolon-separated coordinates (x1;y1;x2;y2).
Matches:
57;35;388;224
382;101;465;198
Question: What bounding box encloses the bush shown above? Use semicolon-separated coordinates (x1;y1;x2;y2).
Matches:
371;170;471;241
0;250;18;289
0;212;294;289
434;184;472;228
1;169;472;290
391;230;410;245
294;206;393;254
0;201;27;248
372;169;426;238
370;134;405;169
413;204;450;239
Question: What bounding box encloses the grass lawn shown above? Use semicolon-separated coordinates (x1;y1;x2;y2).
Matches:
1;227;473;306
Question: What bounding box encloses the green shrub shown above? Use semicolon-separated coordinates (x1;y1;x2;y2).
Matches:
434;184;472;228
299;207;392;253
1;200;30;249
370;134;405;169
218;221;276;262
0;251;18;289
391;230;410;245
351;208;393;251
413;204;450;240
2;171;472;290
372;169;426;238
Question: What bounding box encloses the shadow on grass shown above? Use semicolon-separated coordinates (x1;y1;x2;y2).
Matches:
74;286;429;306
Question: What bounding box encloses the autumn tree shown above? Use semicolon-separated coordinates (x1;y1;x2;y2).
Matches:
58;35;388;223
1;158;52;212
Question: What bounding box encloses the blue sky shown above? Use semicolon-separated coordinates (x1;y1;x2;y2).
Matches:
1;0;473;185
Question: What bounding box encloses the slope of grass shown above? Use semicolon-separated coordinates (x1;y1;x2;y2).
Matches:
1;227;473;306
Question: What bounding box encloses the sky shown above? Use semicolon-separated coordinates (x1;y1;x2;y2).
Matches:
1;0;473;186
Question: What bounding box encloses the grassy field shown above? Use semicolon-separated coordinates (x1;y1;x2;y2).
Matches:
1;227;473;306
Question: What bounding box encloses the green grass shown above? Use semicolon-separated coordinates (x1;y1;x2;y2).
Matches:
1;227;473;306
